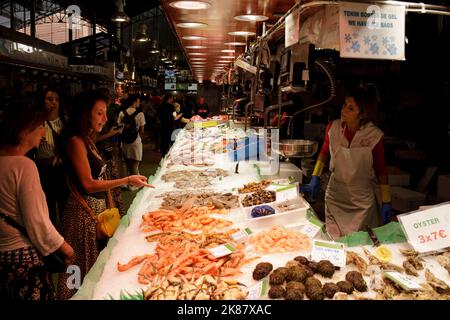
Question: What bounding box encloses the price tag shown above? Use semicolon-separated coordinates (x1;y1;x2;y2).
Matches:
208;244;236;258
246;278;269;300
301;217;324;239
383;271;422;291
311;240;346;267
267;183;298;202
231;228;253;242
194;120;218;128
397;203;450;253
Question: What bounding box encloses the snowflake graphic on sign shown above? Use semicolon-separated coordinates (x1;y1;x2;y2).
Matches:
369;43;379;55
387;43;397;55
344;34;352;43
351;41;361;53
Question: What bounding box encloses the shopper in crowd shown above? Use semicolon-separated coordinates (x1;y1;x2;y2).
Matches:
57;90;152;299
96;88;125;215
195;96;209;119
157;93;175;157
117;94;146;191
183;95;196;120
0;97;74;300
173;102;190;129
34;88;69;226
149;90;162;151
301;86;392;238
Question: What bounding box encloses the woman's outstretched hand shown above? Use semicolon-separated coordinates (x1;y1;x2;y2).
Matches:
128;175;154;188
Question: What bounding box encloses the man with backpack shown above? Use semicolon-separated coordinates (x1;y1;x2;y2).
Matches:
117;94;146;191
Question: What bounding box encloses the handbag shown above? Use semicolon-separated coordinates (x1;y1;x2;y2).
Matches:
67;177;121;240
0;212;67;273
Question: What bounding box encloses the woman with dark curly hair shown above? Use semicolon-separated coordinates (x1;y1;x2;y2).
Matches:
57;90;152;299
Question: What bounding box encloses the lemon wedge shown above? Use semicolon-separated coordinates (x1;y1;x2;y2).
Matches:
374;245;392;263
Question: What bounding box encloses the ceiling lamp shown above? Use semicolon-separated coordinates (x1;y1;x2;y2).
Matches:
218;60;231;63
185;45;207;49
191;58;206;60
188;52;207;55
177;22;208;29
221;49;235;53
182;35;207;40
234;14;269;22
169;1;211;10
220;56;234;59
111;0;129;22
72;46;83;58
224;42;246;46
149;40;159;53
228;31;256;36
134;23;150;42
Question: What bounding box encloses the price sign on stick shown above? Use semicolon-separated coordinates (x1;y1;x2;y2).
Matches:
311;240;346;267
208;244;236;258
398;203;450;253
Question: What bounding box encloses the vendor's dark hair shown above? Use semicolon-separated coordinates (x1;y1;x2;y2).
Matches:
0;96;46;146
346;86;378;125
63;89;110;141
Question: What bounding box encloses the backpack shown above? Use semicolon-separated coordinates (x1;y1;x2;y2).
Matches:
120;110;139;144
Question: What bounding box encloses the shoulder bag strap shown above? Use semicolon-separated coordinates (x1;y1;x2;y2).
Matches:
66;176;98;221
0;211;29;238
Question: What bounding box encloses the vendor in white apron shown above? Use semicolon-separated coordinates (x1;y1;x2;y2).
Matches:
301;87;392;239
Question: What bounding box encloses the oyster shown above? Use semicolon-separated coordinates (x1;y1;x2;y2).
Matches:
346;250;369;276
436;252;450;275
424;269;450;295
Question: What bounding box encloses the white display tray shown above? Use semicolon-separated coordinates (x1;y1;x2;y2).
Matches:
240;196;310;230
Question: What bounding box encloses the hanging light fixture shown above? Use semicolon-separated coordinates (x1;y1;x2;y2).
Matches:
111;0;129;23
135;23;150;42
72;46;83;58
149;40;159;53
169;1;211;10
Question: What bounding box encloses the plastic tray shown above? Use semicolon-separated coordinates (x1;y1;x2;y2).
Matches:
240;196;310;229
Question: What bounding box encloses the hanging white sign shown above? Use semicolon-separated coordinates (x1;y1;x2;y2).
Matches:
339;2;405;60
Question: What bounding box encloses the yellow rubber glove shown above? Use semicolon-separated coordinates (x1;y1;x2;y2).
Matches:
312;159;325;177
380;184;391;203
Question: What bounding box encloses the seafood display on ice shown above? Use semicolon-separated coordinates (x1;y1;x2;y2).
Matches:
362;247;404;273
249;225;311;253
158;191;239;210
238;180;272;194
161;169;229;189
241;190;276;207
90;125;450;301
436;252;450;275
141;207;233;233
117;242;259;284
145;229;240;249
346;251;369;275
144;275;247;300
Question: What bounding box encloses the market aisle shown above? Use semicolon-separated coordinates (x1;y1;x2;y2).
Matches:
120;136;161;212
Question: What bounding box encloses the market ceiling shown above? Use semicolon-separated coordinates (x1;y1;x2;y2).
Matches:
160;0;295;82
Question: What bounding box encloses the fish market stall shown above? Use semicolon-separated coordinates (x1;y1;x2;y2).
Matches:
73;124;450;300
